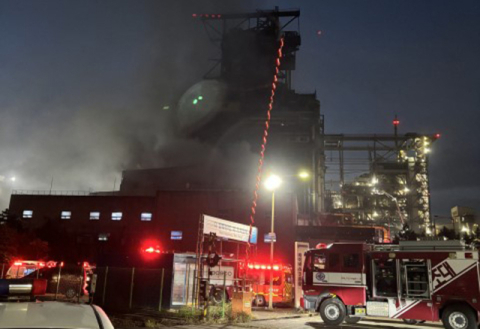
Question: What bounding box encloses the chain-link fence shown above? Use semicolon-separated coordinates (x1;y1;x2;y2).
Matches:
1;261;237;312
92;267;167;311
0;262;167;310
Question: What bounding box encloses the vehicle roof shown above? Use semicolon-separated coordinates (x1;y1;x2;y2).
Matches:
0;301;113;329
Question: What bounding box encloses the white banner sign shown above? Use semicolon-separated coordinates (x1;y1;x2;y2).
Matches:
294;241;310;308
203;215;257;244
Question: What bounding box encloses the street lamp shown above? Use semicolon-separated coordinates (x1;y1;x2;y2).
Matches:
264;174;282;310
298;170;310;180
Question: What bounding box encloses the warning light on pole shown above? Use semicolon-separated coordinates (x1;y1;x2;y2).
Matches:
393;119;400;126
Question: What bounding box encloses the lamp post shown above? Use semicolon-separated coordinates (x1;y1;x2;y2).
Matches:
264;174;282;310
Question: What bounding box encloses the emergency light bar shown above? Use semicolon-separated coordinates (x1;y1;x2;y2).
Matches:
248;263;281;271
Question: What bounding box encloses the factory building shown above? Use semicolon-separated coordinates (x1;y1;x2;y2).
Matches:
8;190;297;264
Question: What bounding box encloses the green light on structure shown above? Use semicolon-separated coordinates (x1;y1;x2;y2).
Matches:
198;95;203;100
192;99;198;105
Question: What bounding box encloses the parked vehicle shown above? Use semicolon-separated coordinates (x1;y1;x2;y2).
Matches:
302;240;480;329
0;301;113;329
24;262;95;299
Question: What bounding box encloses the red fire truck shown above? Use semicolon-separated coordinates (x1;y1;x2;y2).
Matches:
245;262;294;306
302;240;480;329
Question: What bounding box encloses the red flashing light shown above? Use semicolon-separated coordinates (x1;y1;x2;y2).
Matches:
316;243;328;249
39;262;45;268
60;262;64;267
192;13;197;17
14;261;23;266
434;133;441;139
393;120;400;126
143;246;161;254
83;262;90;268
248;263;281;271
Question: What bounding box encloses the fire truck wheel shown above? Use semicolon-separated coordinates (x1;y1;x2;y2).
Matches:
344;316;361;324
403;319;419;325
255;295;266;307
319;298;346;325
442;304;477;329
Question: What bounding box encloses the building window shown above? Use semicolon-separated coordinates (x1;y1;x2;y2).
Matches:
111;212;122;221
61;211;71;220
22;210;33;219
98;233;109;241
90;212;100;220
141;212;152;221
171;231;183;240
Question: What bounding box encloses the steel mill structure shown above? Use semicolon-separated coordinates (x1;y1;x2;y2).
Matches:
7;8;442;266
184;8;440;236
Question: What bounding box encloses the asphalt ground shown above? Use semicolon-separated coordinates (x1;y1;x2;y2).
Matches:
118;307;444;329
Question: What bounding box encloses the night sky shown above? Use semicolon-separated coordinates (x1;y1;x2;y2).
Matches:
0;1;479;218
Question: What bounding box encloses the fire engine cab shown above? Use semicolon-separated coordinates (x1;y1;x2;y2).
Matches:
302;240;480;329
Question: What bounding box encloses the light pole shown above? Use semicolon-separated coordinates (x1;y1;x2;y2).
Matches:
264;174;282;310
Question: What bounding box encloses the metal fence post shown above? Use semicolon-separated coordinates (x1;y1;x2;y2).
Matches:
0;264;5;279
191;269;197;311
55;265;62;300
102;266;108;306
222;271;226;319
77;264;84;303
129;267;135;309
158;268;165;312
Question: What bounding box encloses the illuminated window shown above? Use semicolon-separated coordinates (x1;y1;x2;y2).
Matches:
98;233;109;241
171;231;183;240
111;212;122;221
141;212;152;221
314;253;326;270
90;212;100;220
22;210;33;219
61;211;71;219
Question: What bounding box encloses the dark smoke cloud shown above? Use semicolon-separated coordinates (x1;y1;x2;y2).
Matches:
0;0;256;208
